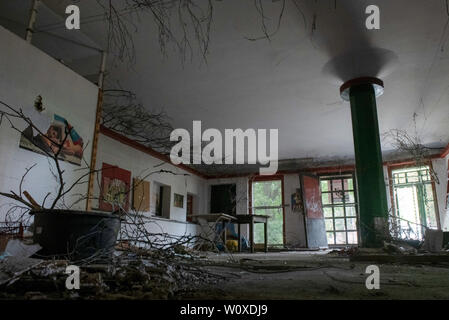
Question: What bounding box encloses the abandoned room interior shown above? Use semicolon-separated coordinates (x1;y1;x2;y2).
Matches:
0;0;449;304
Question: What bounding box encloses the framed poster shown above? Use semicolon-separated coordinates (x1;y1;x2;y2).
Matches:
173;193;184;208
19;113;84;166
99;163;131;212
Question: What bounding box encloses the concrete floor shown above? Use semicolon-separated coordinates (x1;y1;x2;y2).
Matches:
181;251;449;300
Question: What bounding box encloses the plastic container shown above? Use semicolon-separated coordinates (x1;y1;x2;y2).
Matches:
32;209;121;261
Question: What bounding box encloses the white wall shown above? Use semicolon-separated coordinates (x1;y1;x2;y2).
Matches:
0;26;98;219
94;134;205;238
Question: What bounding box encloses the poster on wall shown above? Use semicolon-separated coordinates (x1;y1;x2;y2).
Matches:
132;178;150;212
19;113;84;166
173;193;184;208
99;163;131;212
291;188;303;213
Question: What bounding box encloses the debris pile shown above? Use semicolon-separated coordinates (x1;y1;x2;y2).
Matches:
0;247;225;300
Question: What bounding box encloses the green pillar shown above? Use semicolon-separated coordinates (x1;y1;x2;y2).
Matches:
346;80;389;247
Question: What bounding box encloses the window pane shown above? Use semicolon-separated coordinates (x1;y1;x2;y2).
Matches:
322;192;331;205
420;170;430;181
327;232;335;245
345;191;355;203
332;179;342;191
346;218;357;230
332;191;344;204
347;232;358;244
345;178;354;191
325;219;334;231
335;218;345;231
335;232;346;244
424;184;434;201
346;205;356;217
334;206;344;217
323;207;333;218
407;171;419;183
393;175;398;185
320;180;330;192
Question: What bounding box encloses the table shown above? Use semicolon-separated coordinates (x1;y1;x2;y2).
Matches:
235;214;270;253
192;213;237;249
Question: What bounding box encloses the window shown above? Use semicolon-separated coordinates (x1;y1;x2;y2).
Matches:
391;166;438;240
320;175;358;245
154;182;171;218
251;179;284;246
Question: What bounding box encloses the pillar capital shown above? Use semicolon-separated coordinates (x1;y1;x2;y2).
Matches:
340;77;384;101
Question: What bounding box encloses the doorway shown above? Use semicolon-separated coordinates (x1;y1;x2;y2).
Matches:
249;176;285;247
210;184;237;215
390;166;439;240
154;182;171;219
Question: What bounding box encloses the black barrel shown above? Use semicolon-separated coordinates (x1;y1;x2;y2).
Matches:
32;209;121;261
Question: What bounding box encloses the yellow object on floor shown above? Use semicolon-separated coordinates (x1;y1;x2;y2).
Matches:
226;240;238;252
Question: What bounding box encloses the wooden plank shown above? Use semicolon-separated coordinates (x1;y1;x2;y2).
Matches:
86;89;103;211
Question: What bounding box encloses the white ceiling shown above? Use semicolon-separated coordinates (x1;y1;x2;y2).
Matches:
1;0;449;163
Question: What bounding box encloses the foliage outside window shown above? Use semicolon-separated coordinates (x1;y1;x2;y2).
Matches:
252;180;283;246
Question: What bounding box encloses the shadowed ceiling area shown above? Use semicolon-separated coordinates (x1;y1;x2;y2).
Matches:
1;0;448;169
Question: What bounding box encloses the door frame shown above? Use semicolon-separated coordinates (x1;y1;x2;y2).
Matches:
248;174;286;246
387;161;441;232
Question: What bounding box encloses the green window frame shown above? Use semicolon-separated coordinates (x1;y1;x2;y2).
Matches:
391;166;439;240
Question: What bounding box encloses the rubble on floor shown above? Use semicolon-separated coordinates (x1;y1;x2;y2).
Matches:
2;233;449;300
326;240;449;265
0;247;225;300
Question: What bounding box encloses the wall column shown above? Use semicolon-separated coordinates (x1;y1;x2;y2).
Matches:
340;77;389;247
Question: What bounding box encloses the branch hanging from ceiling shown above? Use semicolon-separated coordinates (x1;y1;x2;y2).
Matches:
245;0;286;41
101;89;175;154
95;0;287;64
382;113;443;184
